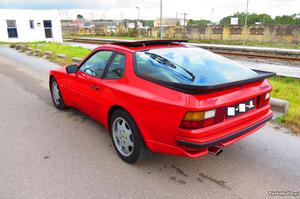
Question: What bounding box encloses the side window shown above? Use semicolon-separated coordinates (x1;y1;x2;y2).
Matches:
6;20;18;38
43;20;52;38
29;20;35;29
105;53;125;79
80;51;113;78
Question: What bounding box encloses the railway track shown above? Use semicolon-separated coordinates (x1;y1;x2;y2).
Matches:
65;38;300;62
213;51;300;62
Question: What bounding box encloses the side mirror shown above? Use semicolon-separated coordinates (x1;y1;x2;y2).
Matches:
66;64;78;74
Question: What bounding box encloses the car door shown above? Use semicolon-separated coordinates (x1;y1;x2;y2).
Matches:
90;52;126;122
67;50;114;118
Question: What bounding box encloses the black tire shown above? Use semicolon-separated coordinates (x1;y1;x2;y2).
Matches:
50;77;67;110
110;109;151;164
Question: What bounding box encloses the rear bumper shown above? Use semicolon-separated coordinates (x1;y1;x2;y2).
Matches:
145;106;272;158
177;114;272;149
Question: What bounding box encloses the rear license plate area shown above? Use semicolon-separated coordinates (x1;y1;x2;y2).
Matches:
227;99;255;118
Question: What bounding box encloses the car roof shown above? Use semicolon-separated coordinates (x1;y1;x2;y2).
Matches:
112;40;188;47
95;40;188;52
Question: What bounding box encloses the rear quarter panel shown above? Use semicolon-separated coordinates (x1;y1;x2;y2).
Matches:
101;77;190;143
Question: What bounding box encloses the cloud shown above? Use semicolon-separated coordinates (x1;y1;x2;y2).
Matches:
0;0;157;9
0;0;299;20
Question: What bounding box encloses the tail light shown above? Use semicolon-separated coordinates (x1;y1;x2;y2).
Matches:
179;108;224;130
257;92;271;108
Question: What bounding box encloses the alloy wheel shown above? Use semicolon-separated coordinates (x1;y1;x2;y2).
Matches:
112;117;134;157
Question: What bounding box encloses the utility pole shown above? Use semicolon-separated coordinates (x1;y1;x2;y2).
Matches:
136;7;140;37
182;12;188;26
182;12;188;38
90;12;94;23
90;12;95;37
160;0;163;39
243;0;249;46
211;8;214;23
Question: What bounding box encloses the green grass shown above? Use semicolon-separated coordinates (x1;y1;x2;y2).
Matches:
0;42;10;45
28;42;91;58
1;41;91;60
23;42;91;65
269;76;300;133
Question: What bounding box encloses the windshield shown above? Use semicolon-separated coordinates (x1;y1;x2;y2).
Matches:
135;47;258;85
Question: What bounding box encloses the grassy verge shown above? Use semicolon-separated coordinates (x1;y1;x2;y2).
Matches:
26;42;91;65
1;42;91;65
28;42;91;59
67;35;300;49
269;76;300;133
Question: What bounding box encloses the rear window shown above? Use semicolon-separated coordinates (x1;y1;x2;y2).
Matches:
135;47;258;85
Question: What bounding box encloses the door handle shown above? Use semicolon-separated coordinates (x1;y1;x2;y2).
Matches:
90;84;100;90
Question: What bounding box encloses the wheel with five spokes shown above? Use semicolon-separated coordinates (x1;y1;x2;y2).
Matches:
110;109;151;163
50;77;67;110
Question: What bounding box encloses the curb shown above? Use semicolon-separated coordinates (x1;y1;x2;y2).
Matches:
57;54;67;59
43;51;53;59
270;97;289;114
33;49;42;56
72;57;83;64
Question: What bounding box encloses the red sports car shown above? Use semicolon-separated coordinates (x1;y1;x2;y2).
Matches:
49;40;274;163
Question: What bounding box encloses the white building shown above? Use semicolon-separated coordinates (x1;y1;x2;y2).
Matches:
0;9;63;43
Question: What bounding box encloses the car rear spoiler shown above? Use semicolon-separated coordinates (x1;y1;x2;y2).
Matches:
140;70;276;94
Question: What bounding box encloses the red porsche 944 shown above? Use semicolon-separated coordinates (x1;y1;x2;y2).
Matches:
49;40;274;163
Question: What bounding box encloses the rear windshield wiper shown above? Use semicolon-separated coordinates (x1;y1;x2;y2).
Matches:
145;52;195;81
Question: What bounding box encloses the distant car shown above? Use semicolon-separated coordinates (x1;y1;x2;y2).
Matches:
49;40;274;163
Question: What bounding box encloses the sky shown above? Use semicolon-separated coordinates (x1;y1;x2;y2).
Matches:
1;0;299;21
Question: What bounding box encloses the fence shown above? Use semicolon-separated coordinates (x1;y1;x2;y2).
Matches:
61;24;300;44
151;25;300;44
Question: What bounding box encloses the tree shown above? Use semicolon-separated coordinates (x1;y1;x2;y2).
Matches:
220;12;273;25
77;14;84;19
188;19;211;26
220;12;300;25
141;20;154;28
274;15;300;25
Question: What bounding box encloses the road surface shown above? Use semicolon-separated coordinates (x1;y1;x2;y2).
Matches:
0;46;299;199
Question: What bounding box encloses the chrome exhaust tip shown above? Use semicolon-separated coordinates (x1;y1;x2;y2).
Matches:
208;146;223;156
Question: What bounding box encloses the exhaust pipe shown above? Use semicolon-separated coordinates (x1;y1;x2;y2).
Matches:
208;146;223;156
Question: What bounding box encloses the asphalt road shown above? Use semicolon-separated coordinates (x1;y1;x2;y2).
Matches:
0;46;300;199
